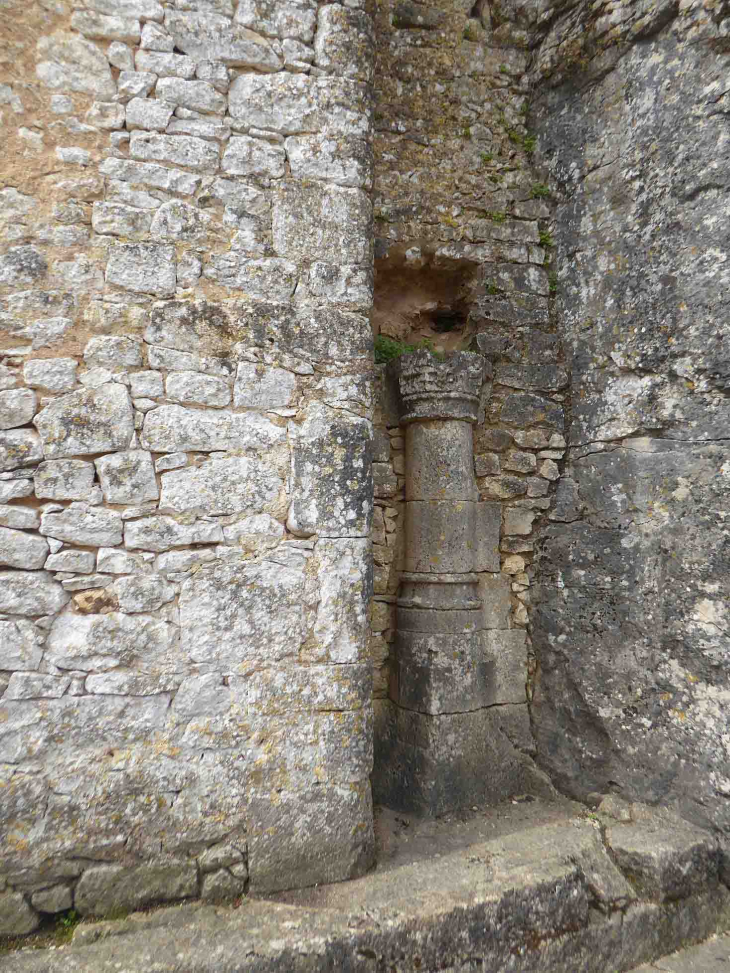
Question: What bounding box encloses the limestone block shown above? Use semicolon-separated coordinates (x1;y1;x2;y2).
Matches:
0;570;69;616
46;610;174;671
96;548;152;573
0;891;39;936
144;300;372;364
305;261;373;307
30;884;73;914
234;0;317;43
166;371;231;407
500;393;564;429
106;242;177;298
45;549;96;573
5;672;71;699
34;459;95;500
154;452;186;473
100;157;201;196
496;364;569;391
74;862;197;916
227;73;370;137
117;71;155;102
156;77;226;114
0;505;38;529
310;537;370;663
603;805;719;901
196;60;229;92
125;96;174;131
71;11;141;43
405;421;476;502
0;389;37;430
110;574;175;612
372;463;397;499
233;363;295;409
204;255;298;300
179;556;306;668
129;131;219;172
40;504;123;547
130;371;163;399
314;5;374;83
287;405;372;537
85;100;126;130
273;183;371;264
23;358;77;393
480;573;511;629
84;336;144;369
404;501;477;574
503;449;537;473
398;577;481;611
221;135;286;178
246;783;373;893
124;515;223;551
393;630;492;715
0;526;49;569
155;548;215;573
95;450;159;503
0;246;47;286
479;474;528;500
159;456;281;516
142;406;285;453
201;869;245;903
164;10;281;68
0;474;34;501
34;384;134;459
539;458;560;480
504;507;537;536
397;606;482;634
107;40;135;69
285;135;372;189
483;630;528;704
36;32;117;101
372;703;551;816
0;430;43;471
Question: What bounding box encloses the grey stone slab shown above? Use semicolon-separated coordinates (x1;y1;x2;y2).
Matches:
74;862;198;916
631;933;730;972
34;384;134;459
475;501;501;572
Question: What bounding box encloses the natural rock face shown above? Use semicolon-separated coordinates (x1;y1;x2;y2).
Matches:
527;0;730;837
0;0;375;931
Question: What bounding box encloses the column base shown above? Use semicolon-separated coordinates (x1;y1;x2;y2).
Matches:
372;700;554;816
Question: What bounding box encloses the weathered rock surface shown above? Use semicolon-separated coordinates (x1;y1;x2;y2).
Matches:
34;385;134;459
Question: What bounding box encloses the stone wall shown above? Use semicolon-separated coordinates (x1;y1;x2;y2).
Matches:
369;0;569;805
527;0;730;835
0;0;376;934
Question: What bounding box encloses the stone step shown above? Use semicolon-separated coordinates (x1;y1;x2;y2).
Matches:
3;799;729;973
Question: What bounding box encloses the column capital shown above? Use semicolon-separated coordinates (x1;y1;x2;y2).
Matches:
396;350;485;423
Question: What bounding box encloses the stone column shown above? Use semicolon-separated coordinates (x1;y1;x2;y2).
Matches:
377;350;505;814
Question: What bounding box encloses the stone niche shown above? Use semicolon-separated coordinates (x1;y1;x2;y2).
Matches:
372;350;549;814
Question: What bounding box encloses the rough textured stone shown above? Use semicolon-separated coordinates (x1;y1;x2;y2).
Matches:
273;183;371;264
142;406;284;453
23;359;77;393
159;457;281;516
233;363;296;409
34;384;134;459
0;527;48;569
106;243;177;298
0;389;37;430
36;32;116;101
30;885;73;914
165;372;231;407
74;862;197;916
95;450;159;503
124;515;223;551
41;504;123;547
34;460;95;500
0;570;68;615
0;430;44;472
164;10;282;69
0;892;39;935
221;136;286;179
287;405;372;537
46;610;174;671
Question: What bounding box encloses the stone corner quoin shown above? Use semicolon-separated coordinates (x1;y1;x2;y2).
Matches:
0;0;377;935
